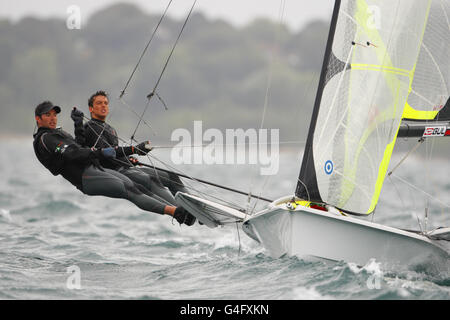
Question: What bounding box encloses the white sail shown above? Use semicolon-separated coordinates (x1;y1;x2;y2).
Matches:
297;0;441;214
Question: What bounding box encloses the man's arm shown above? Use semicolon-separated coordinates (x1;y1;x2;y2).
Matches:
74;122;86;146
71;108;86;146
116;141;153;157
42;131;110;164
116;145;136;157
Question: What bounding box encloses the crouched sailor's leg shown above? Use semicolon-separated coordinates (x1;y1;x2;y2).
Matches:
118;167;177;205
138;167;189;196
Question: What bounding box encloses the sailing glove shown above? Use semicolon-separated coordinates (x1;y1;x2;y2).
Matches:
173;207;196;226
70;108;84;126
135;141;153;155
129;156;139;166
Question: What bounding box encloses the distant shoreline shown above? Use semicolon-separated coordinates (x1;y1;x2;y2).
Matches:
0;134;31;140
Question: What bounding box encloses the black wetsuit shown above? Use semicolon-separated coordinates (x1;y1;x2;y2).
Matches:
33;127;99;190
75;118;189;204
33;127;169;214
75;118;132;170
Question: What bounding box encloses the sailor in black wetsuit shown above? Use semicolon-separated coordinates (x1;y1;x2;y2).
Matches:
33;101;195;226
72;91;191;212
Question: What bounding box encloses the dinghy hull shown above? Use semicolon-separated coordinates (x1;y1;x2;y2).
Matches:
242;197;449;267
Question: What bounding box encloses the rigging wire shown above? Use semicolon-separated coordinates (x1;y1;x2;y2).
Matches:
144;147;264;209
247;0;287;214
119;0;174;99
386;175;411;225
118;96;158;136
236;221;242;256
388;138;425;177
91;2;177;150
249;175;272;215
389;172;450;209
149;140;306;149
130;0;197;143
421;123;442;231
258;0;287;130
144;152;250;209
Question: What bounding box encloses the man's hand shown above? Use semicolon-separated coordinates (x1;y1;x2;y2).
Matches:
71;108;84;125
135;141;153;155
129;156;139;166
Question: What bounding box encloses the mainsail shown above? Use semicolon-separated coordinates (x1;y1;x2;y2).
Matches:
296;0;450;215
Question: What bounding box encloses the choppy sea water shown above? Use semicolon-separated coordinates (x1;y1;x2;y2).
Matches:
0;137;449;300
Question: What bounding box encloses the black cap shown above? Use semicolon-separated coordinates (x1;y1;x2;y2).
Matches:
35;101;61;117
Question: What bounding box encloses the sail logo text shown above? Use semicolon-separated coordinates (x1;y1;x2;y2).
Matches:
423;126;446;137
171;121;279;175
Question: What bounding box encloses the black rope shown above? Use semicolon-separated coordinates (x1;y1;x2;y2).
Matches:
130;0;197;142
119;0;174;99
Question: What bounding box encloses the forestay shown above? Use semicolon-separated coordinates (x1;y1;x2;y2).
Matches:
296;0;447;215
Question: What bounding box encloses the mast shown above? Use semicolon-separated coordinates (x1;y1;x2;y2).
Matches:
295;0;341;202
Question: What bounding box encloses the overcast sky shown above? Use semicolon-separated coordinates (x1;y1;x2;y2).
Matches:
0;0;334;31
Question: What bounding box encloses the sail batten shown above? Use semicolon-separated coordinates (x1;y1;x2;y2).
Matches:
296;0;447;215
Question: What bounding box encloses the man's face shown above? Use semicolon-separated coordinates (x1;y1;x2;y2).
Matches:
36;109;58;129
89;95;109;121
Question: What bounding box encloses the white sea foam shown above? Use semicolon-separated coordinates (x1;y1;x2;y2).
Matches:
291;286;333;300
347;258;383;277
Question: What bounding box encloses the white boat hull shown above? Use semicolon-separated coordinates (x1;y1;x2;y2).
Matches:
243;197;449;267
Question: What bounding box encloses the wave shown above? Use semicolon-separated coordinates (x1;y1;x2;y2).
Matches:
12;200;82;216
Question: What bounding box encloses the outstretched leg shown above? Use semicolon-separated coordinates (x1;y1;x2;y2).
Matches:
81;166;167;214
137;167;189;196
118;167;177;205
81;166;196;226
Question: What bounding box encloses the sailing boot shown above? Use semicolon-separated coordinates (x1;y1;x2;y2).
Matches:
173;207;197;226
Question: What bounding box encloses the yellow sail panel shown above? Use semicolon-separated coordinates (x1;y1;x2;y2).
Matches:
402;102;439;120
368;136;397;213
